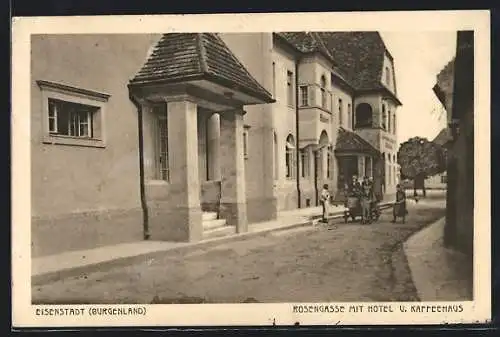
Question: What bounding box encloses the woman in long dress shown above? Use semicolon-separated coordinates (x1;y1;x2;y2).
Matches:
392;184;407;223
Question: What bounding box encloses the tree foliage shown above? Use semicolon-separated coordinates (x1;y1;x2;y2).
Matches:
397;136;446;179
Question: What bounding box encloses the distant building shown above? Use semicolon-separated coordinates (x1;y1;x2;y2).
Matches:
432;31;474;256
31;32;402;257
425;128;452;189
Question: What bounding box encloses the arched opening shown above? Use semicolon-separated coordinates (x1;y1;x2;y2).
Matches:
388;110;392;133
320;75;327;109
319;130;329;146
355;103;373;128
285;134;296;179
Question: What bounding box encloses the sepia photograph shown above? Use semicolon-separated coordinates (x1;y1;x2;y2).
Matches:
12;11;490;327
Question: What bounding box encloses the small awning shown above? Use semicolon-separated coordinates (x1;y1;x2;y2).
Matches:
334;127;380;156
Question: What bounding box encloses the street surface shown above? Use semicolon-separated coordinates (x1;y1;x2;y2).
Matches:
33;196;445;304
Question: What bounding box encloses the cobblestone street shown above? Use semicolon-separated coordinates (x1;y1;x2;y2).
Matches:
33;199;445;304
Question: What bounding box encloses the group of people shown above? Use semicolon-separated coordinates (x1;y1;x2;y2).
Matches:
319;174;408;224
347;175;377;224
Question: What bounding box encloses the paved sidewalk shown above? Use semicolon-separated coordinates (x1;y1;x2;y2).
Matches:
403;217;473;301
32;200;397;285
32;207;343;285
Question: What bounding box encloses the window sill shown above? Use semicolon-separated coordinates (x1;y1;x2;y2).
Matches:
43;134;106;148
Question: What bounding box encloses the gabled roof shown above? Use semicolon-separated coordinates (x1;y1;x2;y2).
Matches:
335;127;380;155
129;33;274;103
276;31;402;105
432;128;453;146
275;32;351;86
275;32;334;61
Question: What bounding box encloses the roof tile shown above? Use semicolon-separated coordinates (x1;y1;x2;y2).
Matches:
130;33;273;102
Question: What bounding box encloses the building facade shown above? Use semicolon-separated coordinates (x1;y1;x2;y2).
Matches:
31;32;401;257
432;31;474;257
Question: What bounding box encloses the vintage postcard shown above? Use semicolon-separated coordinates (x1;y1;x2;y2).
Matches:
12;10;490;327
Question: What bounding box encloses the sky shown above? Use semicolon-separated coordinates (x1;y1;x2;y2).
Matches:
380;31;457;145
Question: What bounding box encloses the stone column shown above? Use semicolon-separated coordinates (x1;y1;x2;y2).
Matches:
219;110;248;233
149;98;203;242
207;113;221;181
357;155;365;178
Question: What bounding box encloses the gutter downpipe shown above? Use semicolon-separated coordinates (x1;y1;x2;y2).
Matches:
295;55;302;208
129;89;150;240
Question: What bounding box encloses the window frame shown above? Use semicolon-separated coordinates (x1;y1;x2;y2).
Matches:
300;148;309;178
285;135;296;180
153;104;170;182
272;61;276;98
286;70;294;107
338;98;343;127
347;103;352;129
320;75;327;110
299;85;309;107
37;80;109;148
243;125;250;160
381;103;387;130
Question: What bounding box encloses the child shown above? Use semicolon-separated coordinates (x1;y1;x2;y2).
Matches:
392;184;408;223
320;184;331;223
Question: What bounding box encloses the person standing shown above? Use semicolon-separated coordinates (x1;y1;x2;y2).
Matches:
320;184;331;223
392;184;408;223
360;176;373;224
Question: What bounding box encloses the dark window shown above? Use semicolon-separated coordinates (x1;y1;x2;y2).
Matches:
287;71;294;106
355;103;373;128
48;98;98;138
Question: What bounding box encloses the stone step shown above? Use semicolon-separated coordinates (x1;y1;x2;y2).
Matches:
202;212;218;221
202;219;227;230
203;225;236;240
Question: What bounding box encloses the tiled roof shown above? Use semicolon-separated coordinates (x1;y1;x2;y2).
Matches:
335;127;380;155
276;32;334;59
432;128;452;146
130;33;274;103
276;31;401;104
275;32;350;84
317;32;387;92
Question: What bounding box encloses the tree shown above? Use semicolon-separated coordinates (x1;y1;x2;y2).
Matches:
397;137;446;197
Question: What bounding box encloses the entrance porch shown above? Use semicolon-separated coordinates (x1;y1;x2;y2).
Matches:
333;127;383;203
128;33;274;242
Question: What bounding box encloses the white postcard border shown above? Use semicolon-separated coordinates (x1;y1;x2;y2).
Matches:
12;10;491;327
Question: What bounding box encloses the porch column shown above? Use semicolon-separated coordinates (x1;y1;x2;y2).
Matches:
357;156;365;178
366;156;373;177
162;99;203;241
219;110;248;233
322;148;328;179
207;113;221;181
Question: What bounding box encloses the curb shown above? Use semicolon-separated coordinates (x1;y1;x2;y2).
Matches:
32;218;313;286
32;201;396;286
